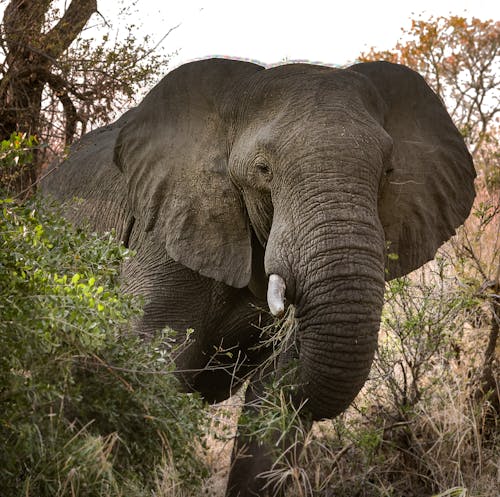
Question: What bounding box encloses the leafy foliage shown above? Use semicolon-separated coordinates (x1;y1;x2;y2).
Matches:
0;132;39;195
376;258;477;411
0;194;208;496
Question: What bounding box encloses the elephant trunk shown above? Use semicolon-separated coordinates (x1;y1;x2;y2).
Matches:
294;246;385;419
265;181;386;420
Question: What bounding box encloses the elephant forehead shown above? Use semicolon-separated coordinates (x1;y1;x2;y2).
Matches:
241;65;375;106
232;108;386;164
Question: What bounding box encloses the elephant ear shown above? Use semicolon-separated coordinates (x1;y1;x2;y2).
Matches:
350;61;476;279
114;58;264;287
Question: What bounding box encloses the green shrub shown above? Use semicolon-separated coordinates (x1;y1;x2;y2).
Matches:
0;195;209;496
0;132;39;195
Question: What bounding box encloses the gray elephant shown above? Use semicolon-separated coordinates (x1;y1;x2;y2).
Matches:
42;58;475;496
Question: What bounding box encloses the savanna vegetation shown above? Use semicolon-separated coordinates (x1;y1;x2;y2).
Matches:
1;2;209;496
0;193;209;496
0;3;498;496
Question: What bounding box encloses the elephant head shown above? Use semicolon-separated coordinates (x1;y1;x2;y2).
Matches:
113;58;475;420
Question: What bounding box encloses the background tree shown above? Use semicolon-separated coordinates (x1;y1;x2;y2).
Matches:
360;15;500;411
0;0;169;194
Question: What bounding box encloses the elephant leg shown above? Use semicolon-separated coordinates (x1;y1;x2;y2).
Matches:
122;228;215;339
226;366;312;497
226;373;275;497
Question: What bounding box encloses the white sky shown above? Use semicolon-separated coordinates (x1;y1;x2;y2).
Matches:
98;0;499;70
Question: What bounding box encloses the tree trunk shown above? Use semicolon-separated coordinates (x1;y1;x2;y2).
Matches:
0;0;97;192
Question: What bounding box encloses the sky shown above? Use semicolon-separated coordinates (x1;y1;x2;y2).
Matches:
98;0;499;70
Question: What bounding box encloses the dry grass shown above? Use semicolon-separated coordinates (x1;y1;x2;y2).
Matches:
151;320;498;497
258;314;500;497
153;395;239;496
234;366;495;497
153;322;498;497
200;395;243;497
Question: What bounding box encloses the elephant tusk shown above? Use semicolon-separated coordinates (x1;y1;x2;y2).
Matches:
267;274;286;317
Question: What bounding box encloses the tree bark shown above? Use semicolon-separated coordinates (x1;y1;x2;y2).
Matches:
0;0;97;191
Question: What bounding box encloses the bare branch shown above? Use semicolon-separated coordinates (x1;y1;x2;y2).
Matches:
41;0;97;60
2;0;52;55
45;71;78;144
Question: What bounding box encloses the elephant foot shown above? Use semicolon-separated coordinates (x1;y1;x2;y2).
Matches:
226;437;275;497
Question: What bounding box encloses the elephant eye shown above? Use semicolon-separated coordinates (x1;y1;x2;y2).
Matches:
255;161;272;177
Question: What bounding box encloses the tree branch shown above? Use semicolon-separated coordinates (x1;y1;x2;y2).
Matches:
41;0;97;60
46;73;78;144
2;0;52;55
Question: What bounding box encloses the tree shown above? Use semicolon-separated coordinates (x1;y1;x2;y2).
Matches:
0;0;169;193
359;15;499;412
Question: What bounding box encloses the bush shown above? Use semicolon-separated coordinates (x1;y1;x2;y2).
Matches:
0;194;209;496
0;132;39;196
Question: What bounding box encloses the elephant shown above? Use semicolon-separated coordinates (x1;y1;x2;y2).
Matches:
42;58;476;496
